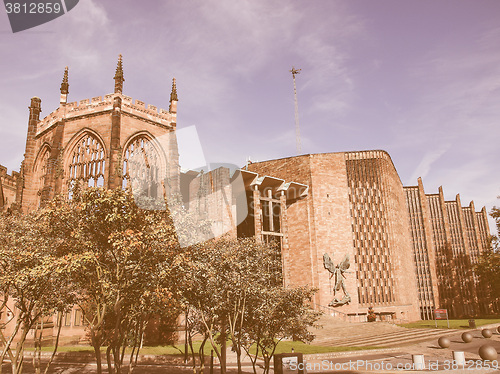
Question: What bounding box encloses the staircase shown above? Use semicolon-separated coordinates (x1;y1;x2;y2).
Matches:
311;315;457;348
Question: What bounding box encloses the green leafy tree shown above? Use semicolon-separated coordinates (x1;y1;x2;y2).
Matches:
474;203;500;305
38;188;180;374
475;250;500;298
0;211;75;374
174;237;319;374
173;238;232;374
242;286;320;374
490;204;500;252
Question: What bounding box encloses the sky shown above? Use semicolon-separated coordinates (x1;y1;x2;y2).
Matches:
0;0;499;232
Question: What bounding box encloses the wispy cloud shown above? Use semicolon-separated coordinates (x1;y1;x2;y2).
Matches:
407;26;500;133
157;1;361;104
393;25;500;233
410;143;451;182
51;0;112;69
148;0;364;161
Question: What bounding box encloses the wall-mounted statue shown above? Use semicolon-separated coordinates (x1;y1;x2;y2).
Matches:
323;252;351;307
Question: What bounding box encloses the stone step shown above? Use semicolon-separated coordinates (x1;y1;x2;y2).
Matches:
315;327;421;341
313;328;410;344
344;330;454;347
311;315;460;349
322;328;456;347
313;323;402;339
320;328;445;345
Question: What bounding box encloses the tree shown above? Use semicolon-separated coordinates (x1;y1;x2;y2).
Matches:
490;204;500;252
174;237;319;374
474;202;500;305
475;250;500;298
0;211;75;374
173;238;238;374
241;286;320;374
38;187;181;374
435;241;477;317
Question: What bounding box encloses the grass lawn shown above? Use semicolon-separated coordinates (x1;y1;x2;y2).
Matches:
28;340;380;356
269;341;383;355
399;319;500;329
28;343;201;356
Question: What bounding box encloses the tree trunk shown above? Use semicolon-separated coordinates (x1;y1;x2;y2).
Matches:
111;295;123;374
263;355;271;374
128;345;137;374
0;317;21;374
91;330;103;374
43;313;63;374
198;310;223;374
198;335;208;374
243;339;260;374
113;345;122;374
106;346;115;374
188;329;196;374
33;320;42;374
235;346;243;374
12;323;30;374
220;317;227;374
127;317;142;373
134;323;145;367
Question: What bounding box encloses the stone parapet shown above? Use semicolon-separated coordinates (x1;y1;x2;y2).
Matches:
36;93;175;136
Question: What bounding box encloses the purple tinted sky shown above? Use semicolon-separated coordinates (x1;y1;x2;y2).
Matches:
0;0;499;231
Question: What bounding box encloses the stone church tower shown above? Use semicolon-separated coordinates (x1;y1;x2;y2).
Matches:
17;55;179;212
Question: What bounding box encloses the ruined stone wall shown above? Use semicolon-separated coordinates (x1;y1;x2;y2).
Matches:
20;93;178;212
0;165;19;210
187;167;237;242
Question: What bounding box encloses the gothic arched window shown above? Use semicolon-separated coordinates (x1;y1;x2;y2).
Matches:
67;133;105;190
37;149;50;194
122;136;163;198
34;147;50;206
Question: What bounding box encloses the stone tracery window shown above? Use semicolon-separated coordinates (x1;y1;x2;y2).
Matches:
67;133;105;190
36;149;50;195
122;136;163;198
34;148;50;206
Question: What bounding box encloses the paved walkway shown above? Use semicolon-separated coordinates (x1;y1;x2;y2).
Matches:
304;323;500;373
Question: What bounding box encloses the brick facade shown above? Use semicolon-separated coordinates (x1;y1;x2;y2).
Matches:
248;152;423;321
245;151;491;321
405;181;492;318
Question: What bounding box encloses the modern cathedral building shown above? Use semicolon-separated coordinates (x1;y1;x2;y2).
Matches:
0;57;493;335
243;152;492;321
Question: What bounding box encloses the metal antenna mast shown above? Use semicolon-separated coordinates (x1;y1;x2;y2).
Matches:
290;66;302;154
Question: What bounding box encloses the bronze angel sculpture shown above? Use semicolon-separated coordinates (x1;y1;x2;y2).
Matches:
323;252;351;307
